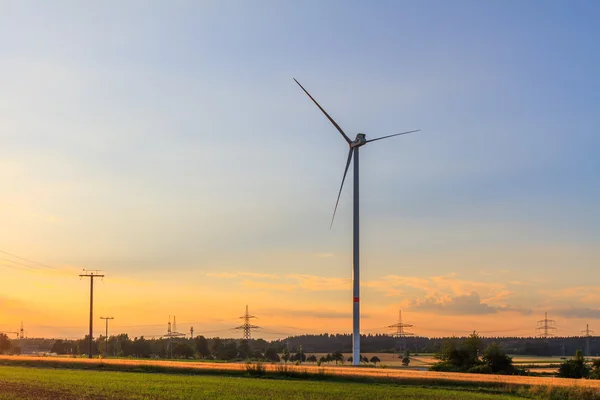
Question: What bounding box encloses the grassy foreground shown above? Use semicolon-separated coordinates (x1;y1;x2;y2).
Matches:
0;365;521;400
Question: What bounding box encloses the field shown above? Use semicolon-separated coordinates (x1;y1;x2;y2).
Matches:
313;353;596;375
0;365;524;400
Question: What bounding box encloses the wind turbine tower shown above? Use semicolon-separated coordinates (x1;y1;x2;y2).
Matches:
295;79;419;365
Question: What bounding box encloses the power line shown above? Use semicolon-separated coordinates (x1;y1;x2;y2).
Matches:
234;305;260;340
80;270;104;359
0;250;59;271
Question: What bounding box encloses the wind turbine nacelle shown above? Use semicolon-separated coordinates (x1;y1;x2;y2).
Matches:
351;133;367;148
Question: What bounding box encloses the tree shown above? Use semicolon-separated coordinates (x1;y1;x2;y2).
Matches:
558;349;590;379
173;342;195;359
281;348;290;364
0;334;11;354
590;358;600;380
293;352;306;363
370;356;381;366
332;351;344;365
306;354;317;363
347;356;353;363
402;355;410;366
361;355;369;364
482;343;514;374
133;336;152;358
211;338;224;359
238;340;251;360
264;347;280;362
221;341;239;360
194;336;210;358
464;331;483;366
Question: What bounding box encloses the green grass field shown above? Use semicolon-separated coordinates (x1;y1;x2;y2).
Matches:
0;366;523;400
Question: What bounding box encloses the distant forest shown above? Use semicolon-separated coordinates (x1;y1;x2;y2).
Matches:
3;333;599;359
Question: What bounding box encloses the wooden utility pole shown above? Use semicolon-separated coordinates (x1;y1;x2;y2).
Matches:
80;270;104;358
100;316;114;357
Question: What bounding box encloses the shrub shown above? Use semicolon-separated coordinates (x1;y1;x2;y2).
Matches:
467;364;493;374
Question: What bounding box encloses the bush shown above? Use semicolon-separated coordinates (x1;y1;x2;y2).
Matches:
467;364;493;374
557;350;589;379
245;362;266;377
429;361;462;372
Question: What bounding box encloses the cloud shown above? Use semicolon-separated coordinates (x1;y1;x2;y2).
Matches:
550;307;600;319
242;280;293;292
206;272;238;279
205;272;280;279
264;308;364;319
542;286;600;305
408;292;498;315
286;274;350;291
238;272;280;279
407;292;533;316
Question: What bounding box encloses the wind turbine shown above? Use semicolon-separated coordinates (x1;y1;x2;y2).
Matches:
294;78;419;366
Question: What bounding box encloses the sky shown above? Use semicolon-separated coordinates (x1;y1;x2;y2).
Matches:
1;0;599;340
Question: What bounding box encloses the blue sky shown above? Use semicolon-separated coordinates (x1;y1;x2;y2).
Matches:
1;1;599;338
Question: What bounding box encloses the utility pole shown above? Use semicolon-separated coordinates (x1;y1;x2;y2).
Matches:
100;316;114;357
582;324;594;357
19;322;24;340
80;270;104;358
535;312;557;339
234;305;260;340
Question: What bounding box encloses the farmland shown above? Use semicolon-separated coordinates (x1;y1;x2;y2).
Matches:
0;365;524;400
2;355;600;390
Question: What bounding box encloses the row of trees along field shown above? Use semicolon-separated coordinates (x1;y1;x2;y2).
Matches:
2;332;599;359
271;333;600;356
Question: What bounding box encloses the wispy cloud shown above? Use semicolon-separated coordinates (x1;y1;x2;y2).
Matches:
206;272;238;279
407;292;533;316
550;307;600;319
264;308;363;319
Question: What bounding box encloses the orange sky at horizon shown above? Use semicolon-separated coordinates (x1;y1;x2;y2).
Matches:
1;247;599;341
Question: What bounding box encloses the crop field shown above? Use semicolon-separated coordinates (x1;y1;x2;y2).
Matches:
0;365;524;400
2;355;600;390
312;353;597;374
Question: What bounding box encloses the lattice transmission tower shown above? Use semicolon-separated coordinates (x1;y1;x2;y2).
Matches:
388;309;413;355
234;305;260;340
536;312;557;338
582;324;595;357
163;316;186;358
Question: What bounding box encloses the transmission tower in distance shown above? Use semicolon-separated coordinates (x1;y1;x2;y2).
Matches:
536;312;557;339
234;305;260;340
163;316;186;358
582;324;594;357
388;309;413;355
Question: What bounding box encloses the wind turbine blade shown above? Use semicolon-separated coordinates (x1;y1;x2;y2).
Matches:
294;78;352;144
365;130;420;143
331;148;354;229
